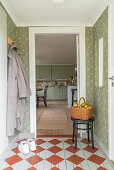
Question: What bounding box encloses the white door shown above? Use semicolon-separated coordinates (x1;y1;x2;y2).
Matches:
108;1;114;161
0;6;8;155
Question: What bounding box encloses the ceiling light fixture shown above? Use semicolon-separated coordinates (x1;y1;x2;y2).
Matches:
51;0;65;5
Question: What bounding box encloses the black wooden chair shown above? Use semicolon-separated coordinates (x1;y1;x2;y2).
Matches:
37;85;48;107
71;117;95;149
71;89;77;106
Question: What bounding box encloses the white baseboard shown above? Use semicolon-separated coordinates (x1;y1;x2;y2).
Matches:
80;132;109;158
18;133;35;139
94;134;109;158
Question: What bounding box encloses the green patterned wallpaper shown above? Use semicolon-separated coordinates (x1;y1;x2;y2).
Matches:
93;8;108;149
86;8;108;149
15;27;30;133
85;27;94;106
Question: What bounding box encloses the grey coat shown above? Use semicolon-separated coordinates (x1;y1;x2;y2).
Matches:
7;45;31;136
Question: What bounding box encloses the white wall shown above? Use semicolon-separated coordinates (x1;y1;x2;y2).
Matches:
0;6;8;155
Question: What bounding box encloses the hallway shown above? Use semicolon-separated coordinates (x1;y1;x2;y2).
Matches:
1;0;114;166
37;101;73;136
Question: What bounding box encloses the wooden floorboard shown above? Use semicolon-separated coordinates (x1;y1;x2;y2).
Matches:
36;101;73;136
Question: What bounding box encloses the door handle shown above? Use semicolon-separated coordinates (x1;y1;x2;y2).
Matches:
109;76;114;80
112;82;114;87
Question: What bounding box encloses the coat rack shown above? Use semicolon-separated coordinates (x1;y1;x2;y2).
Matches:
8;37;17;47
8;37;13;45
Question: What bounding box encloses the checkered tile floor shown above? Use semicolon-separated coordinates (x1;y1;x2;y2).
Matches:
0;137;113;170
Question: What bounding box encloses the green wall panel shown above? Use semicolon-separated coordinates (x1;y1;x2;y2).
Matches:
36;65;75;80
36;65;51;79
52;65;74;79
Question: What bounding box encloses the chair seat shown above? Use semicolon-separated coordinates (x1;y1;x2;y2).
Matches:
37;96;44;98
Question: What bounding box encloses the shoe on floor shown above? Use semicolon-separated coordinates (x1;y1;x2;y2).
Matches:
27;138;36;151
18;140;29;154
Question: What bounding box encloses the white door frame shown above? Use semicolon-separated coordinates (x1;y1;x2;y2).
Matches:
29;27;86;137
0;6;8;155
108;2;114;161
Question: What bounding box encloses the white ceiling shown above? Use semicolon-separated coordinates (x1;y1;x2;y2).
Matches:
1;0;109;26
35;34;76;65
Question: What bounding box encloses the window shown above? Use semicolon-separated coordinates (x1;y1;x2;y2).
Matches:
99;37;104;87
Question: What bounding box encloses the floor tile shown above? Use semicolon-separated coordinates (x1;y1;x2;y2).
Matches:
46;142;54;149
1;137;113;170
5;155;23;166
43;160;52;170
35;139;46;145
56;150;65;159
79;160;89;170
3;167;14;170
64;150;73;159
84;145;99;153
67;155;85;165
81;150;92;159
12;147;20;154
0;161;9;169
26;155;43;165
78;142;87;149
87;160;98;170
63;142;71;149
76;150;86;159
58;160;66;170
97;167;107;170
56;142;64;149
18;151;35;160
65;160;74;169
46;155;64;165
32;146;45;154
102;160;114;170
36;160;45;169
87;154;106;165
27;167;37;170
80;138;92;145
64;139;75;145
2;151;16;161
48;146;63;154
95;150;107;159
12;160;30;170
48;139;62;145
73;167;84;170
66;146;80;154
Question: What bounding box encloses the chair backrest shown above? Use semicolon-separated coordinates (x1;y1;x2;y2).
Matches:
44;85;48;98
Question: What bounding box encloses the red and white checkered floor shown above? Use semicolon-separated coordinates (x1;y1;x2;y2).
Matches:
0;137;113;170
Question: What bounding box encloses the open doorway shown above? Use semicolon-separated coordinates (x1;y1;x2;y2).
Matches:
29;27;86;137
35;34;79;136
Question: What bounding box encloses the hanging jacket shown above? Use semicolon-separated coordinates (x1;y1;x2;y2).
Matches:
7;44;31;136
